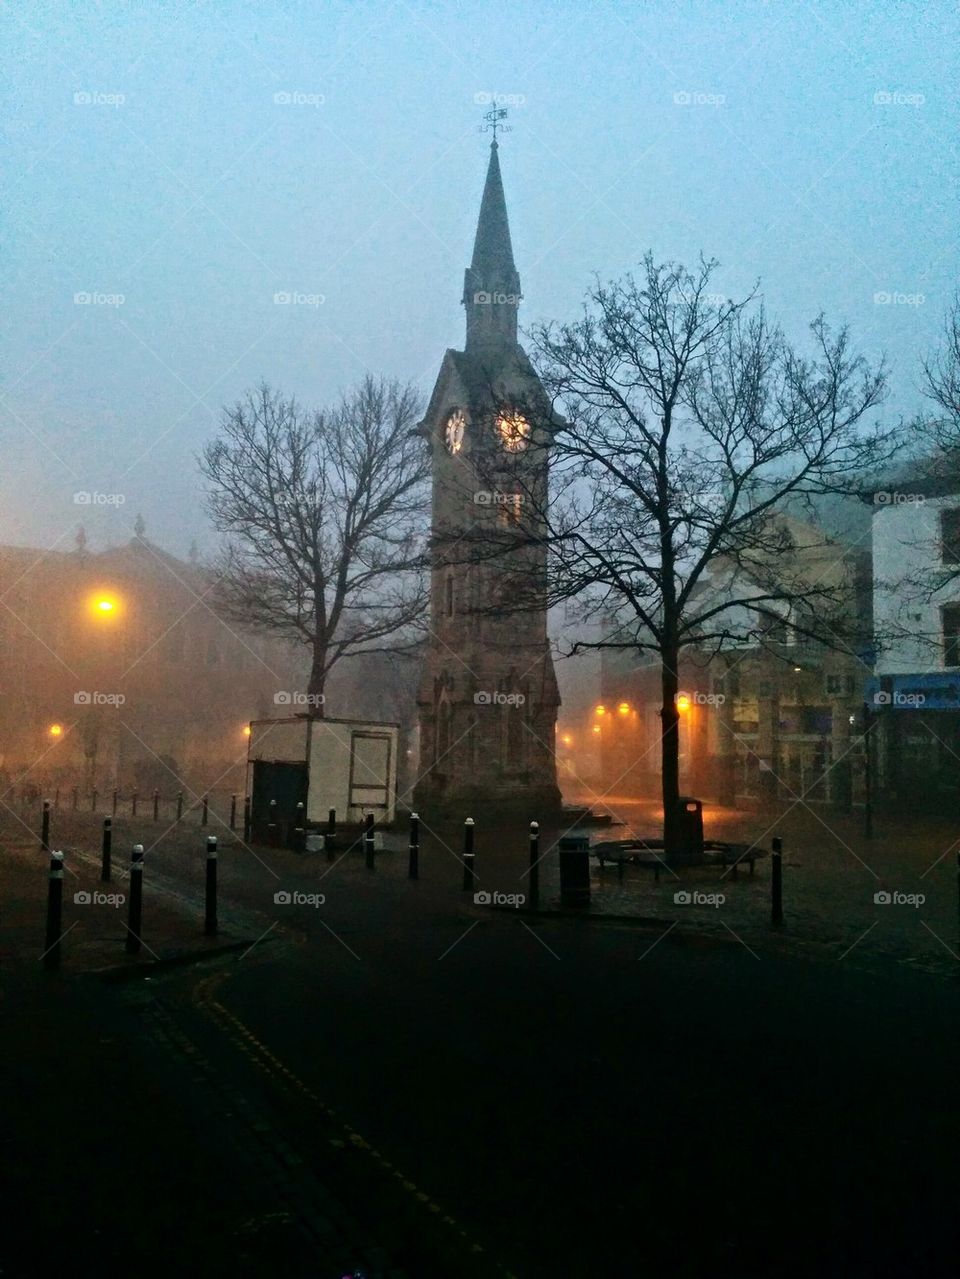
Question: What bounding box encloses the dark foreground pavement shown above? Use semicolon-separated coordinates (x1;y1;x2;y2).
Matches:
3;821;960;1277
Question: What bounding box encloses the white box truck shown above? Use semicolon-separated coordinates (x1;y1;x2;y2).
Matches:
246;716;400;843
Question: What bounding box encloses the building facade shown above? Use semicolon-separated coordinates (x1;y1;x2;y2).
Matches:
871;467;960;809
0;533;306;798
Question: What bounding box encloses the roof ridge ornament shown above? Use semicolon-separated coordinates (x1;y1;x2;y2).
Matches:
479;103;511;143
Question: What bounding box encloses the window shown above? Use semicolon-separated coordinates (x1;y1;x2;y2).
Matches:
496;493;523;527
941;509;960;564
943;605;960;667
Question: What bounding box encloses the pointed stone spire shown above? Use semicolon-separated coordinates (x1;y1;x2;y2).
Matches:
463;141;522;352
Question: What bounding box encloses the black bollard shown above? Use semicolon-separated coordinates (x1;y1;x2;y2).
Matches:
243;795;251;842
176;790;183;822
268;798;277;845
229;793;237;831
408;811;420;880
101;818;112;881
205;835;218;936
364;813;376;869
131;790;138;818
153;790;159;822
201;794;209;827
528;821;540;908
325;808;336;861
40;798;51;852
771;836;783;927
125;844;144;954
112;787;118;816
43;850;64;970
462;818;475;892
294;801;305;852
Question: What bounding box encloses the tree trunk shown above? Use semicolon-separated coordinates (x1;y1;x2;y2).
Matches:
307;645;327;718
659;648;681;856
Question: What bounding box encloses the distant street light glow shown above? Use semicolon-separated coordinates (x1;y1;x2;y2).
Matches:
48;723;63;738
675;693;692;712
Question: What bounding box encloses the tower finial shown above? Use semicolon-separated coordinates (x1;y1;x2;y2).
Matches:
479;103;511;144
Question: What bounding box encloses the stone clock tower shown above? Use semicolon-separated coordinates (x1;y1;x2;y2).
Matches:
413;140;561;818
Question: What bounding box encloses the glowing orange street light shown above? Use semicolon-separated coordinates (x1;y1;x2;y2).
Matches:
617;702;630;715
242;725;252;738
89;591;121;618
561;734;573;746
675;693;692;712
594;704;606;717
48;723;63;738
592;724;601;734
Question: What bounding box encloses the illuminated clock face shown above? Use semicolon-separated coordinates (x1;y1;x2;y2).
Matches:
444;409;466;455
496;411;530;452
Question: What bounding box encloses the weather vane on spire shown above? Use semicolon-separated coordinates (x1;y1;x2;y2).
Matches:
479;102;511;141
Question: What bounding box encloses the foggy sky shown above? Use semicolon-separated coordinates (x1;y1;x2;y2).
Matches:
3;1;956;560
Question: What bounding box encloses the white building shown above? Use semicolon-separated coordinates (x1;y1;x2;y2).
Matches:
870;467;960;808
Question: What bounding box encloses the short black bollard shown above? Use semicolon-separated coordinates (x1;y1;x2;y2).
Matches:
91;788;98;813
72;787;79;812
131;790;138;818
365;813;376;869
243;795;251;842
771;836;783;927
325;808;336;860
229;793;237;831
112;787;118;816
528;821;540;908
293;802;305;852
462;818;476;892
408;812;420;880
125;845;144;954
201;794;209;827
41;798;51;852
205;835;218;936
101;817;112;881
43;850;64;970
268;798;278;845
153;790;159;822
177;791;184;822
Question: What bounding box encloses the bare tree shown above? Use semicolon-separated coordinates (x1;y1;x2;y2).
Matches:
200;376;428;711
923;292;960;442
469;254;893;851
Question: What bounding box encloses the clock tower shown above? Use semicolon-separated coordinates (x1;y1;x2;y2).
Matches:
413;140;562;818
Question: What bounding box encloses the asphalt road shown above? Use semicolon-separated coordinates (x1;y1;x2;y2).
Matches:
4;823;959;1277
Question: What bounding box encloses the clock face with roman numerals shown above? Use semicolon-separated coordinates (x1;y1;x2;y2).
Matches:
444;408;466;454
496;411;530;452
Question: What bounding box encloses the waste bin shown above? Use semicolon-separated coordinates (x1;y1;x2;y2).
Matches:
558;834;591;907
676;797;704;859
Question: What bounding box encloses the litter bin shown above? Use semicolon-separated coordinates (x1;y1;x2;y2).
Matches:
676;797;704;859
558;834;591;907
